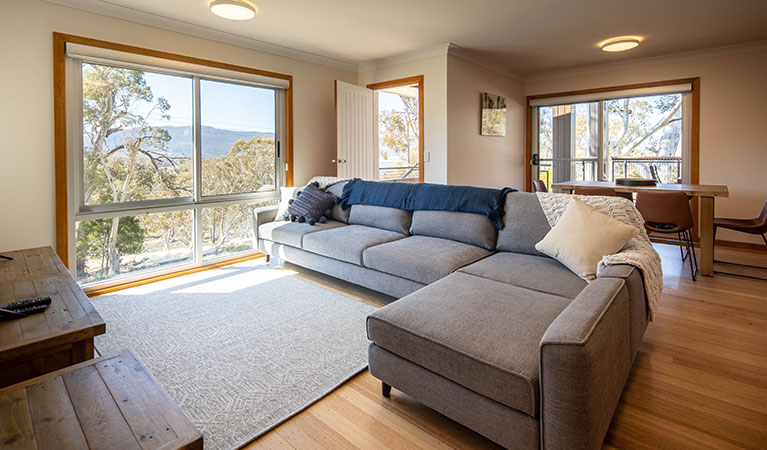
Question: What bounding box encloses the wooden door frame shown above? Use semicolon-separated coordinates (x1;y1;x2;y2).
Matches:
366;75;425;182
52;32;294;267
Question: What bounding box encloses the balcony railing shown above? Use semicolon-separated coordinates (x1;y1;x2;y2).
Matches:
610;156;682;184
379;165;419;182
538;156;682;190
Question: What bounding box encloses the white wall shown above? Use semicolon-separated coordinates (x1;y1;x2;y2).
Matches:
526;45;767;245
357;55;448;184
446;55;526;189
0;0;356;252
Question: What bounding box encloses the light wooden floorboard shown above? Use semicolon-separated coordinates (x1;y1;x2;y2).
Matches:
242;245;767;450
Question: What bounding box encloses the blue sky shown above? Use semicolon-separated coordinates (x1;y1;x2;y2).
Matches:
139;71;275;132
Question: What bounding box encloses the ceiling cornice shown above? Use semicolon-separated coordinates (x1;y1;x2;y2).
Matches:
446;44;525;82
43;0;359;72
357;43;451;73
526;40;767;82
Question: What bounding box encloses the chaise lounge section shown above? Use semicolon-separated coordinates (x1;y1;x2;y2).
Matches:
256;181;649;449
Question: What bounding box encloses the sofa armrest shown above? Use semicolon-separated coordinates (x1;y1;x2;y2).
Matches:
254;205;279;240
598;264;649;363
539;277;631;450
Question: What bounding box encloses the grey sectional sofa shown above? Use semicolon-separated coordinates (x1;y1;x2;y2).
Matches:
256;182;649;450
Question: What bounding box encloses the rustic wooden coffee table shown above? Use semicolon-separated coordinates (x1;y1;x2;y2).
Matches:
0;247;105;388
0;348;203;450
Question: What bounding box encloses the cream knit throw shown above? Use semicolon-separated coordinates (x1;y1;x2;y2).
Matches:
536;192;663;319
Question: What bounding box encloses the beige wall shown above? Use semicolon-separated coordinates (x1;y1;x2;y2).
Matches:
446;55;526;189
357;55;448;184
0;0;356;252
526;45;767;245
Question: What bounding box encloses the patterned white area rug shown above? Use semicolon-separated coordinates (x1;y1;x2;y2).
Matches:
92;260;377;450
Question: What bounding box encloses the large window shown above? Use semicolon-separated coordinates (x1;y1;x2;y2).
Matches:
65;47;287;287
530;81;694;191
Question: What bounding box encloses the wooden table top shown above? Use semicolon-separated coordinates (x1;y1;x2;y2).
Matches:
0;348;203;450
551;180;729;197
0;247;105;362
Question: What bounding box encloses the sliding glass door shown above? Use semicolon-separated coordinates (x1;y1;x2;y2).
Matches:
534;92;686;191
70;60;284;286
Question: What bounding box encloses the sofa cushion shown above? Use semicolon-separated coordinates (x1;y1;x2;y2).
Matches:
409;210;497;250
367;272;571;416
258;220;346;248
303;225;406;265
349;204;412;234
362;236;491;285
459;252;587;298
497;192;550;255
325;180;351;223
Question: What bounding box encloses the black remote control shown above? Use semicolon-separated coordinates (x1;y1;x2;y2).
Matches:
5;296;52;311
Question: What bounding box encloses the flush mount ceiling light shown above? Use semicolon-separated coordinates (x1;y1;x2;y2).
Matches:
600;36;641;52
210;0;256;20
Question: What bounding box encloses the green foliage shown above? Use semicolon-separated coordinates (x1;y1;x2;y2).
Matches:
76;216;145;280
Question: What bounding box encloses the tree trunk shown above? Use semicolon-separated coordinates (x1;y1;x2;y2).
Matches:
107;216;121;275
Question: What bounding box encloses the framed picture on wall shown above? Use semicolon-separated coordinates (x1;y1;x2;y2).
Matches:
480;92;506;136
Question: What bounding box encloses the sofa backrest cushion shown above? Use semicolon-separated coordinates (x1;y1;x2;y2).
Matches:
349;205;412;234
497;192;551;255
325;181;350;223
409;210;497;250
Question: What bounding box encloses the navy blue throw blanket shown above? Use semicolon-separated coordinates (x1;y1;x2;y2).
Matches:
339;179;515;229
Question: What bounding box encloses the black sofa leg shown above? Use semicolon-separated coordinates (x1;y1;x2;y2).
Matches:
382;382;391;398
265;254;270;263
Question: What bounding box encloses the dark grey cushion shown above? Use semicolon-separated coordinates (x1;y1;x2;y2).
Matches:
367;272;571;416
349;204;412;235
303;225;406;265
285;182;336;224
257;220;346;248
497;192;550;255
409;210;497;250
325;181;350;223
362;236;491;285
459;252;587;298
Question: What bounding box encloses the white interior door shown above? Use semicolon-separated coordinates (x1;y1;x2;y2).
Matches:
335;80;377;179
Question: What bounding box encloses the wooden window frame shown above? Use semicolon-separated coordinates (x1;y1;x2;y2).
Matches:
53;32;294;286
525;77;700;191
366;75;425;183
524;77;701;239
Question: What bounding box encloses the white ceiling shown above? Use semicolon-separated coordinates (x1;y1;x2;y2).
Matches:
48;0;767;77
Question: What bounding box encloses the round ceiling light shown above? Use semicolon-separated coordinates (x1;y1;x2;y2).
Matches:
210;0;256;20
600;36;641;52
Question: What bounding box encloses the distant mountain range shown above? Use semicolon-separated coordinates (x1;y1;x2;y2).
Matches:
101;125;274;158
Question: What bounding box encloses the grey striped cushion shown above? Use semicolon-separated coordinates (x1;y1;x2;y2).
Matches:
285;182;337;225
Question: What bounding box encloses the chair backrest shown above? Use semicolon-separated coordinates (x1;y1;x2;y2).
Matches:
635;191;694;229
573;186;617;197
758;201;767;225
533;180;548;193
649;165;661;183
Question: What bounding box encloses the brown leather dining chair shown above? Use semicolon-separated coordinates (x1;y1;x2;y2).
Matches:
636;191;698;280
713;200;767;280
533;179;548;193
574;186;634;201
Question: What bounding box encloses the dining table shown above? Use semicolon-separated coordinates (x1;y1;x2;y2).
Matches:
551;180;729;277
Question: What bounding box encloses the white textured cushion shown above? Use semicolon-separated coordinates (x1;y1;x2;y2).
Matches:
535;197;639;279
275;186;301;219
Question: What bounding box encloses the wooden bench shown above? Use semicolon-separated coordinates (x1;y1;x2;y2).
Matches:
0;348;203;450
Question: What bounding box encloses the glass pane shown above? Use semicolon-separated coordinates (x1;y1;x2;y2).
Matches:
537;103;598;188
378;87;419;181
605;93;683;183
82;63;193;205
201;201;273;261
200;80;276;196
76;210;193;284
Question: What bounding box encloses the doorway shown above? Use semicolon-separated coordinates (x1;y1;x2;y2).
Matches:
367;76;424;182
